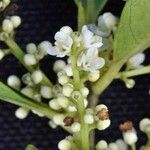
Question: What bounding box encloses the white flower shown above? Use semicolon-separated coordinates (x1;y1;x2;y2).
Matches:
58;139;71;150
96;140;108;150
7;75;21;90
47;26;73;57
15;107;29;119
128;53;145;69
123;129;138;145
77;47;105;73
81;25;103;49
139;118;150;133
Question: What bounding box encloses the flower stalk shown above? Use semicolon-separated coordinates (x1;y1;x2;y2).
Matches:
71;45;89;150
116;65;150;79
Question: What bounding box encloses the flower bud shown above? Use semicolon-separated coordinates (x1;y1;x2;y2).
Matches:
139;118;150;133
49;99;61;110
58;75;69;85
84;99;88;108
24;54;37;66
71;91;81;101
128;53;145;68
96;140;108;150
31;70;43;84
21;87;34;98
95;104;108;112
62;84;74;97
52;114;65;125
53;60;66;72
10;16;21;28
80;87;89;97
125;79;135;89
84;114;94;124
68;106;77;112
15;107;29;119
38;41;50;55
123;130;137;145
60;26;73;35
22;73;32;85
57;96;69;109
103;12;117;29
88;72;100;82
32;110;44;117
26;43;37;54
64;65;73;76
48;120;57;129
97;119;111;130
7;75;21;90
71;122;81;133
0;50;4;60
40;86;52;99
2;19;14;33
58;139;71;150
116;139;128;150
108;143;118;150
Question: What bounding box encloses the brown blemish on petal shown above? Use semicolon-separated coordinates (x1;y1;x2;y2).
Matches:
63;116;74;126
119;121;133;132
96;108;109;120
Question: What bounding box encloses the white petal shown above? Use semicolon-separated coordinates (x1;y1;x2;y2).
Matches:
90;57;105;70
60;26;73;35
82;25;93;47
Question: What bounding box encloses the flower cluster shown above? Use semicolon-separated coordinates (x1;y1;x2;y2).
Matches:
95;119;150;150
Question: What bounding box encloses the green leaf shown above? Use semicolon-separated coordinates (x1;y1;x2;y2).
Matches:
0;81;56;118
25;145;38;150
114;0;150;61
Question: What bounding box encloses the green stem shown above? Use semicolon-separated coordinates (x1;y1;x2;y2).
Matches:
116;65;150;79
77;1;86;31
71;46;89;150
131;144;136;150
4;37;53;87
